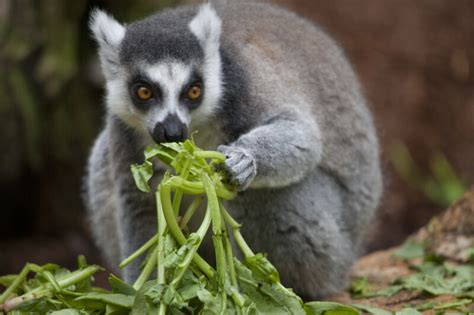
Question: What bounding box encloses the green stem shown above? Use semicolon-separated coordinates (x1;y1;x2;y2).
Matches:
156;189;167;286
42;271;61;293
172;158;192;216
170;206;211;287
133;246;158;290
56;266;101;289
158;304;167;315
201;173;228;313
194;150;226;162
172;190;183;216
166;177;236;200
223;230;237;290
220;204;254;258
119;235;158;269
0;264;31;304
223;217;245;309
179;196;203;229
155;185;168;315
161;184;215;279
2;266;101;312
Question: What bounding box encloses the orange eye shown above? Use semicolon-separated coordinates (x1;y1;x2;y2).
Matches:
187;85;202;101
136;86;153;101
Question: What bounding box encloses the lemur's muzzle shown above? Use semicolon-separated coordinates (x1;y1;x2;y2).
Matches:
152;114;188;143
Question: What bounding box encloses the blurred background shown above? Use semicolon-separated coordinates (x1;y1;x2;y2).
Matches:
0;0;472;276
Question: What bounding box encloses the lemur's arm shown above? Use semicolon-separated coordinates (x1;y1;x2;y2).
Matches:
218;112;322;190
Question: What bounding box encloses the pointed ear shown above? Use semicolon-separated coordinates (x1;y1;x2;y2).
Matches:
189;4;222;54
89;9;125;79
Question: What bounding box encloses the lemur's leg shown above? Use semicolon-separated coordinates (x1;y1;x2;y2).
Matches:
218;112;321;190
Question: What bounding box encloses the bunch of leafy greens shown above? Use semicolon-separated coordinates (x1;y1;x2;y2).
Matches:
0;139;360;314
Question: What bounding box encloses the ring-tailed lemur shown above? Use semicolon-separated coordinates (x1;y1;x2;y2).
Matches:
84;1;382;299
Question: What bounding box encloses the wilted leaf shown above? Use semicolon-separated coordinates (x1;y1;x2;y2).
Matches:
304;301;360;315
394;240;425;259
352;304;392;315
131;161;153;192
395;308;421;315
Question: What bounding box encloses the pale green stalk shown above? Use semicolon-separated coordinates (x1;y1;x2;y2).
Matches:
0;264;31;304
179;196;203;229
170;206;211;287
222;216;246;310
133;246;158;290
156;188;167;315
201;173;228;313
160;184;215;279
220;203;255;258
156;188;167;285
193;150;226;162
119;235;158;269
166;177;236;200
172;157;192;216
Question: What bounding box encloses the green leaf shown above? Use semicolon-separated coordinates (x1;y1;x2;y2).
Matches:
401;271;473;295
197;286;224;314
235;259;305;315
370;285;403;297
244;253;280;283
49;309;88;315
394;240;425;259
131;160;153;192
161;142;185;153
350;277;371;297
131;281;156;315
395;308;421;315
433;298;473;310
106;303;131;315
465;247;474;263
352;304;392;315
108;274;136;296
304;301;360;315
0;275;17;287
415;300;436;311
15;297;63;313
75;293;134;309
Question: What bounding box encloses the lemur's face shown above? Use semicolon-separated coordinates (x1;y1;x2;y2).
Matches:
90;5;222;144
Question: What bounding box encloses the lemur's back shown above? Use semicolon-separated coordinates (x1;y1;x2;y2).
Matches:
216;1;382;233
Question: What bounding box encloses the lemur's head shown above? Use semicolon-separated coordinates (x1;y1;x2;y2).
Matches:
90;4;222;144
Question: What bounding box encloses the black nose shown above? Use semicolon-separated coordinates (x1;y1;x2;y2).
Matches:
152;114;188;143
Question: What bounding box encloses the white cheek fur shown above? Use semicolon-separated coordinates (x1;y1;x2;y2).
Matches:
189;4;223;127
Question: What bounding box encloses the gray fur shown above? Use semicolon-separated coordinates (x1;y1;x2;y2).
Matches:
85;1;382;299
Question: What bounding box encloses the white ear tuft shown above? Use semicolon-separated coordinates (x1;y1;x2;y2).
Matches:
189;4;222;49
90;9;125;48
90;9;125;79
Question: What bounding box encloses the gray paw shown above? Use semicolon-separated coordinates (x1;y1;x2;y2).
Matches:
217;145;257;191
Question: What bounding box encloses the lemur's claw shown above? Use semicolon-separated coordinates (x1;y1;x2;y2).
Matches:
218;145;257;191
